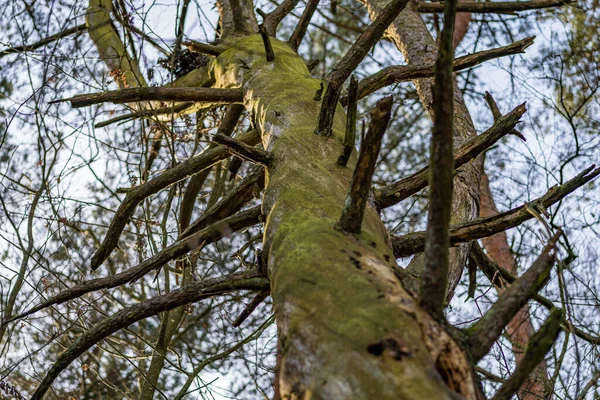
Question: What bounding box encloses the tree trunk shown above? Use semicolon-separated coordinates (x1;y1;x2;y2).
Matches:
360;1;482;303
211;34;478;400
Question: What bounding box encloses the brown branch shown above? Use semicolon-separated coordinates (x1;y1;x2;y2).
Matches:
415;0;572;13
338;96;392;234
182;40;227;56
182;167;265;238
315;0;410;137
484;91;526;141
376;102;527;209
467;233;560;362
288;0;320;51
262;0;301;36
470;241;600;346
0;23;87;59
29;270;269;400
2;206;262;327
420;0;457;318
232;290;270;327
179;104;246;230
490;308;563;400
258;24;276;61
342;37;535;104
479;170;548;398
338;75;358;167
212;134;271;166
392;165;600;257
51;87;244;108
89;129;260;271
94;102;194;128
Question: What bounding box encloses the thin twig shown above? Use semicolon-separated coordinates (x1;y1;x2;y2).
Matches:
212;134;271;166
232;290;270;327
376;102;527;209
94;102;194;128
467;233;560;362
29;270;269;400
490;308;563;400
392;165;600;257
0;23;87;59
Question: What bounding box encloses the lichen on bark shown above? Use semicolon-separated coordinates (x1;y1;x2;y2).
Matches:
212;35;477;399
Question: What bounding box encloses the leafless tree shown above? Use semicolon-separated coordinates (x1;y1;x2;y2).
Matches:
1;0;599;398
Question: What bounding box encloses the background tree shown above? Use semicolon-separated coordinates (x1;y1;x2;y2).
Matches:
0;0;599;398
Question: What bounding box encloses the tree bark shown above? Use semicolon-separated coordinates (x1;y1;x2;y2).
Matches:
209;34;478;400
360;1;482;304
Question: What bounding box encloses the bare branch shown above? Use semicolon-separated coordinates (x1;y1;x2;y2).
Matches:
470;241;600;346
90;129;260;271
258;24;276;61
262;0;301;36
288;0;320;51
338;75;358;167
86;0;146;88
182;40;227;56
0;23;87;59
315;0;410;137
467;233;559;362
182;167;265;238
342;37;535;103
212;134;271;166
174;316;274;400
484;91;526;141
51;87;244;108
338;96;392;234
392;165;600;257
94;102;194;128
376;102;527;209
29;270;269;400
415;0;572;14
490;308;563;400
232;290;270;327
419;0;458;318
2;206;262;326
576;370;600;400
179;104;246;230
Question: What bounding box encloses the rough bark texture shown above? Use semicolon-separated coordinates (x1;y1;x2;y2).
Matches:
212;35;477;399
480;172;549;399
361;0;482;304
